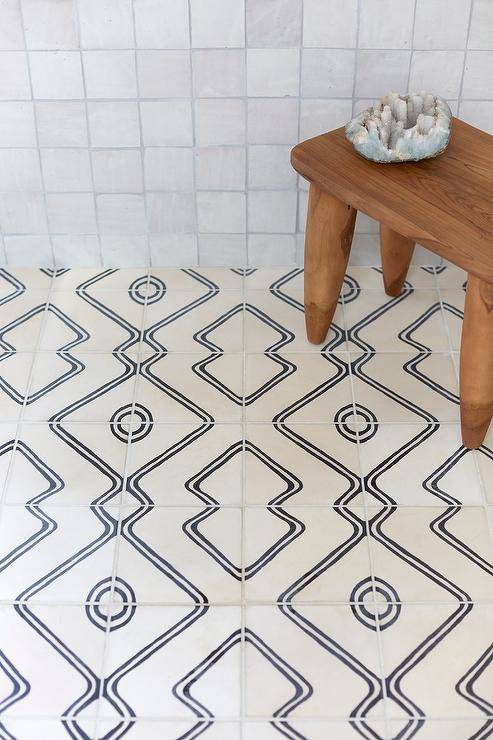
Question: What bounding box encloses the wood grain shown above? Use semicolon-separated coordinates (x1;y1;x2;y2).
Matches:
291;118;493;283
380;224;415;296
460;275;493;448
304;184;356;344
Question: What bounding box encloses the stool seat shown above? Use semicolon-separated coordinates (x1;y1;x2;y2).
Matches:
291;118;493;449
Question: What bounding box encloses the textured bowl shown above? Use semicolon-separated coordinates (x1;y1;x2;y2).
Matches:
345;91;452;163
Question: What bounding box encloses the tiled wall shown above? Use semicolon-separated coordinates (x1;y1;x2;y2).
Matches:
0;0;490;268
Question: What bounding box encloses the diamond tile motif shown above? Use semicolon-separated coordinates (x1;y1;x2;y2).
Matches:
0;266;492;738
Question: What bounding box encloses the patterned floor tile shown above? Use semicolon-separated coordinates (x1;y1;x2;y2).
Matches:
440;289;465;351
149;267;244;291
0;291;49;353
0;505;118;602
344;289;447;353
141;289;244;353
345;265;438;291
351;352;460;423
0;423;17;496
102;605;241;719
0;267;52;294
478;443;493;503
245;289;346;352
245;352;353;422
359;423;483;506
0;719;98;740
0;352;34;421
244;720;388;739
4;423;127;506
244;424;363;507
50;268;149;294
435;262;467;289
124;423;242;507
379;604;493;720
40;291;145;353
244;508;371;603
95;719;242;738
390;719;492;739
369;506;493;602
244;267;303;291
23;352;138;422
0;603;105;717
114;505;242;603
244;605;384;720
135;353;243;422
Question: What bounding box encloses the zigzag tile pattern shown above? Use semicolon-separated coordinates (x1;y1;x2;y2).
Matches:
0;264;492;739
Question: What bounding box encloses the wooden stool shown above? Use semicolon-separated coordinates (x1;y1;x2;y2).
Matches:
291;118;493;449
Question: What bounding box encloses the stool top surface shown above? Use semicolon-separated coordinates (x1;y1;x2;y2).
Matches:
291;117;493;281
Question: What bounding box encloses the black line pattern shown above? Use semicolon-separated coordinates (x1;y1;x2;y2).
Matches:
0;265;492;740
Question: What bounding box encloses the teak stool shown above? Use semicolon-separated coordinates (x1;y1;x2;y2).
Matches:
291;118;493;449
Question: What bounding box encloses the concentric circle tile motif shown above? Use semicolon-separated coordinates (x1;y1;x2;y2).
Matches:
86;577;137;632
130;275;166;304
110;403;153;443
334;404;378;443
350;577;401;631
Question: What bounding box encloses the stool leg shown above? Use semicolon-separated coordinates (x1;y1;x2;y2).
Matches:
380;223;415;296
304;184;356;344
460;274;493;448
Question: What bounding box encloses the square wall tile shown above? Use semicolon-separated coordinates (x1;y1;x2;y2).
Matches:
199;234;246;265
36;102;88;146
41;149;93;192
46;193;97;233
190;0;245;48
0;150;42;191
248;191;297;233
147;192;196;233
413;0;471;49
359;0;415;49
0;102;36;146
355;50;410;98
97;194;146;234
29;51;84;99
100;234;148;266
87;102;141;147
248;145;296;189
195;99;246;146
144;147;194;191
192;50;246;97
195;147;246;190
248;234;296;265
248;98;299;144
301;49;355;98
52;235;101;267
469;0;493;50
409;51;465;99
137;50;191;98
246;0;302;47
149;233;198;265
4;235;52;266
460;100;493;135
78;0;134;49
247;49;299;97
141;101;193;146
300;99;353;140
83;50;137;99
197;192;246;233
463;51;493;99
92;150;143;193
21;0;78;49
303;0;357;47
0;52;31;99
0;193;48;233
134;0;189;48
0;0;24;50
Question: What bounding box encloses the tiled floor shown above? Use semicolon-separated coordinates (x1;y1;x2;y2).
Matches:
0;264;492;740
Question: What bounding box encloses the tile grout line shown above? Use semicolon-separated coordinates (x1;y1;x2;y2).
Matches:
0;272;54;512
94;266;150;736
186;0;200;267
241;267;247;735
456;0;475;118
72;0;104;269
16;0;55;269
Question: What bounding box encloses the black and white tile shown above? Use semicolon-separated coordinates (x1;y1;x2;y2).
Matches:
0;265;492;740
